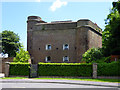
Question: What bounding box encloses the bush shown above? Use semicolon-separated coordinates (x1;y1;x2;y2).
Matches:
97;61;120;76
82;48;103;63
91;56;111;63
9;63;30;76
13;47;30;62
38;63;92;77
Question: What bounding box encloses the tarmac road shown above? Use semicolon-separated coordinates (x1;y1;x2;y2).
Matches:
0;79;119;88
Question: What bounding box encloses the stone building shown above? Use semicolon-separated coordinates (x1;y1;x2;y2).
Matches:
27;16;102;64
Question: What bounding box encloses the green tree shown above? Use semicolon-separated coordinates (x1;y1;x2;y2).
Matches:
82;48;103;63
1;30;21;57
102;1;120;56
13;47;30;62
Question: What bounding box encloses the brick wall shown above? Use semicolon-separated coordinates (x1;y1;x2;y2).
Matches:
27;16;102;64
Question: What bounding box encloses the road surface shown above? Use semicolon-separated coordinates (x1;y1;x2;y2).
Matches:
0;79;119;88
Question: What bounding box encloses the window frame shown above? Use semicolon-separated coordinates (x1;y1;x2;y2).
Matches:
45;56;51;62
46;44;51;50
63;44;69;50
63;56;69;62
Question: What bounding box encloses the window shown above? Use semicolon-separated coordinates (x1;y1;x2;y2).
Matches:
45;56;51;62
46;44;51;50
63;44;69;50
63;56;69;62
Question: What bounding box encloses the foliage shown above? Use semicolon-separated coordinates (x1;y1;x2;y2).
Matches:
13;47;30;62
102;1;120;56
9;62;120;77
1;30;21;57
97;61;120;76
38;63;92;77
81;48;103;63
9;63;30;76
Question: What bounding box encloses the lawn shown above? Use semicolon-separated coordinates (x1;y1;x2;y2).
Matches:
1;77;120;83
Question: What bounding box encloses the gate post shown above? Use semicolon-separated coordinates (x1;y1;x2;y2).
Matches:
93;63;97;79
29;64;38;78
5;62;10;77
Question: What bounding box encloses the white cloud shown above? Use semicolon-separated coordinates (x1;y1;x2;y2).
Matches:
50;0;67;12
36;0;41;2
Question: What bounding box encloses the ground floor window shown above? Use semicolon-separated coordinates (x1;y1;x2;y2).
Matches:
63;56;69;62
45;56;51;62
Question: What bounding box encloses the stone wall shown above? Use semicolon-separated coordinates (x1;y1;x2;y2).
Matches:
87;27;102;49
27;16;102;64
34;22;77;30
76;26;88;62
31;29;76;63
0;57;13;73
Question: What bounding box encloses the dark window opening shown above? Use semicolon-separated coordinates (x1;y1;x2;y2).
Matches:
75;47;77;50
63;56;69;62
46;56;51;62
46;44;51;50
63;44;69;50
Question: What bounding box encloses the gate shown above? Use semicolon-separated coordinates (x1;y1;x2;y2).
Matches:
29;64;38;78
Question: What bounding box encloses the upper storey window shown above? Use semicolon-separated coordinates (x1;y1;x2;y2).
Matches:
63;44;69;50
46;44;51;50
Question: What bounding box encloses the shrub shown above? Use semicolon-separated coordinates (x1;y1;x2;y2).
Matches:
9;63;30;76
13;47;30;62
97;61;120;76
82;48;103;63
91;56;111;63
38;63;92;77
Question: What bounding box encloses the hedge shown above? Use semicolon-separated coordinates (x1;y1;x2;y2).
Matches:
38;63;92;77
97;61;120;76
9;62;120;77
9;63;30;76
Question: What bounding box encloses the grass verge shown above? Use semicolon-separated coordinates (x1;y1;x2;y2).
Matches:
1;77;120;83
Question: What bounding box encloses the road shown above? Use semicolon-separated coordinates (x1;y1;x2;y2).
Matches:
0;79;119;88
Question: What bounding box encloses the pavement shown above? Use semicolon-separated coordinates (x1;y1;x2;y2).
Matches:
0;79;119;88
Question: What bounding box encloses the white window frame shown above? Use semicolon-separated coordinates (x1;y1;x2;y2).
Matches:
46;44;51;50
45;56;51;62
63;44;69;50
63;56;69;62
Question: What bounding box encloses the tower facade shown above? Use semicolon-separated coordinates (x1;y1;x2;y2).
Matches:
27;16;102;64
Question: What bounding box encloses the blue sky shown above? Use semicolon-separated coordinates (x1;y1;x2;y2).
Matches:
2;1;113;50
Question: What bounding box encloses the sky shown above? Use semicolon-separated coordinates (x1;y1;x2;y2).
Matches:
1;0;115;51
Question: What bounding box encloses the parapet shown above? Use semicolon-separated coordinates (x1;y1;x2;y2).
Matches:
27;16;46;23
27;16;102;34
77;19;102;34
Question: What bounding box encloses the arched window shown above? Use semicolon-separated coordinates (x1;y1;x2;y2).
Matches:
63;44;69;50
63;56;69;62
45;56;51;62
46;44;51;50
